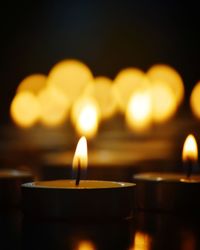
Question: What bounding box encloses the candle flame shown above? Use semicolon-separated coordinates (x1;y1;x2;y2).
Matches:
125;90;152;131
130;231;152;250
182;134;198;162
72;136;88;171
77;241;95;250
71;97;100;139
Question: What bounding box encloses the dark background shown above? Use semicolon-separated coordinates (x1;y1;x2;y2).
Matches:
0;0;199;124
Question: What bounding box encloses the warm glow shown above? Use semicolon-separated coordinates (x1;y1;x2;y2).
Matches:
37;85;69;127
190;81;200;119
17;74;47;95
147;64;184;105
47;59;93;105
71;97;100;139
151;80;177;123
126;90;152;131
72;136;88;171
77;241;95;250
182;134;198;162
130;231;152;250
10;92;40;128
113;68;150;112
84;76;118;119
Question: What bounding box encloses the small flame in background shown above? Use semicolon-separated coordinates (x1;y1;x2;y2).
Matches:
10;59;192;138
71;97;100;139
77;240;96;250
126;90;152;131
72;136;88;172
182;134;198;162
129;231;152;250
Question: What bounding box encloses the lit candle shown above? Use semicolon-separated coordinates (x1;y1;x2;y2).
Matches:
133;134;200;212
0;169;32;208
22;137;135;219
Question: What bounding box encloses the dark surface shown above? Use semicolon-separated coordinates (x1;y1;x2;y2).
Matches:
1;210;200;250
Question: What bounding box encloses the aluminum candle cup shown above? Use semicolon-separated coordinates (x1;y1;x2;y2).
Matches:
133;134;200;213
0;169;32;208
133;172;200;212
22;180;135;219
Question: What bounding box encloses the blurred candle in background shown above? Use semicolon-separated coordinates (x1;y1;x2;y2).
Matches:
113;68;149;113
190;81;200;119
37;85;69;127
10;91;40;128
47;59;93;106
71;96;100;139
16;74;47;95
147;64;184;106
83;76;118;120
130;231;152;250
150;80;177;124
125;89;152;131
77;241;96;250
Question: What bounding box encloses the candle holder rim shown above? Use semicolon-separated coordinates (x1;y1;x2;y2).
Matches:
0;168;32;179
133;172;200;183
22;179;136;189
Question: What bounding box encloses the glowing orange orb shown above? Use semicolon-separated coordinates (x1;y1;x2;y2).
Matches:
126;90;152;131
113;68;150;112
17;74;47;95
38;85;69;127
71;97;100;139
47;59;93;105
10;92;40;128
147;64;184;105
84;76;118;119
190;81;200;119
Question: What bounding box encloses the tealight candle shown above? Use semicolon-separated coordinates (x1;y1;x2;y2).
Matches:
133;134;200;212
0;169;32;208
22;137;135;219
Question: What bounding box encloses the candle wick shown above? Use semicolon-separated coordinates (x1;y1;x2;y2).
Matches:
75;159;81;186
185;158;194;179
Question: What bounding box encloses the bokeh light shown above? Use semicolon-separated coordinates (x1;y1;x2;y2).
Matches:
147;64;184;106
10;91;40;128
37;85;69;127
9;59;185;133
126;90;152;131
17;74;47;95
113;68;150;112
130;231;152;250
84;76;118;119
151;80;177;123
77;240;95;250
71;97;100;139
190;81;200;119
47;59;93;105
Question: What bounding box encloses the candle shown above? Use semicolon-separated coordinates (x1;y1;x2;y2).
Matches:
0;169;32;208
133;134;200;212
22;137;135;219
